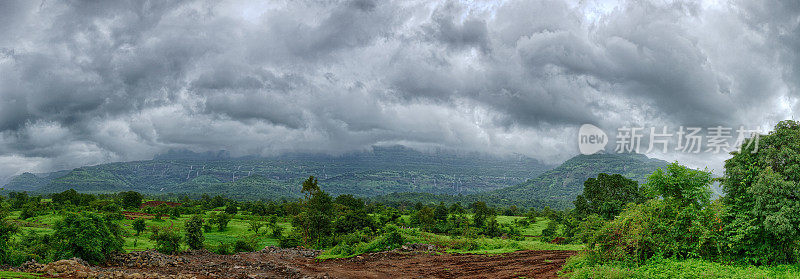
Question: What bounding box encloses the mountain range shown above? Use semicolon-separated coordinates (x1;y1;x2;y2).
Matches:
3;147;672;208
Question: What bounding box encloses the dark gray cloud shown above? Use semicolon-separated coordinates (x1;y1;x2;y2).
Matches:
0;0;798;181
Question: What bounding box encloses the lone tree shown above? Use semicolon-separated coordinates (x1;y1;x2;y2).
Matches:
574;173;645;220
210;212;231;231
292;176;333;247
132;218;146;236
118;191;143;209
185;215;204;250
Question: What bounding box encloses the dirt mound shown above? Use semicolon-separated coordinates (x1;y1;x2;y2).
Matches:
110;250;189;268
260;246;322;258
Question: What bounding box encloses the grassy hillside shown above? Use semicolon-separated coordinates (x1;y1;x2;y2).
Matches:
479;153;668;208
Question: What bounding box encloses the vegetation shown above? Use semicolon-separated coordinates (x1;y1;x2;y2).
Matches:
560;121;800;278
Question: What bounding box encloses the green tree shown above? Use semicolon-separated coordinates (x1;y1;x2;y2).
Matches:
722;120;800;264
646;163;712;207
53;212;124;264
210;212;231;231
185;215;204;250
132;218;147;236
0;210;19;264
410;206;435;230
574;173;644;219
224;204;238;215
118;191;143;209
334;209;377;234
248;218;264;234
471;201;494;228
292;176;334;247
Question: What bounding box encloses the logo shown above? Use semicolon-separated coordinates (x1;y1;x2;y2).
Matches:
578;124;608;155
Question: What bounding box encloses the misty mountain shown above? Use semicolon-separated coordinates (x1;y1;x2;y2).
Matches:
3;146;552;199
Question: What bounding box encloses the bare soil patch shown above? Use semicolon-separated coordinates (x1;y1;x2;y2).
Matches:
23;248;577;279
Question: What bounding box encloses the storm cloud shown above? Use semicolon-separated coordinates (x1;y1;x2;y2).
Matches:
0;0;798;180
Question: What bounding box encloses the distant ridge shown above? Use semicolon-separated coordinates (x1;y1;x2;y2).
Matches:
3;146;553;199
477;153;669;208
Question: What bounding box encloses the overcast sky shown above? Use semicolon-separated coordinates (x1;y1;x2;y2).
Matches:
0;0;798;181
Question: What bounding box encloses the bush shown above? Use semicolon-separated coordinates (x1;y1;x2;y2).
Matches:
150;227;182;255
233;239;257;253
210;212;231;231
278;233;303;248
52;212;124;264
589;198;720;265
0;210;19;265
213;242;232;255
185;215;204;250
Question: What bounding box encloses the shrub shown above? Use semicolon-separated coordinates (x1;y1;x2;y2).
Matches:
0;210;19;265
185;215;204;250
589;198;720;265
233;239;257;253
150;227;182;255
52;212;124;264
278;233;303;248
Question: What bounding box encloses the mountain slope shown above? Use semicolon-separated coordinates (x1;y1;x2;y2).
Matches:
479;153;669;208
3;146;553;198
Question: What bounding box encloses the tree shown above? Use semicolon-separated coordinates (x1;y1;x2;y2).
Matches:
248;218;264;235
722;120;800;264
224;204;238;215
410;206;435;230
646;163;712;208
150;227;181;255
210;212;231;231
185;215;204;250
132;218;146;236
471;201;494;228
334;209;377;234
334;194;364;210
292;176;334;247
118;191;143;209
574;173;644;220
0;210;19;264
53;212;124;264
542;220;558;239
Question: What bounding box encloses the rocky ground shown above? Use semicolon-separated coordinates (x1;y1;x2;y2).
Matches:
11;246;577;279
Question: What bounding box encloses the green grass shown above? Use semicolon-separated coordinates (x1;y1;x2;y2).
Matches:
11;211;291;252
0;271;43;279
318;228;583;259
560;254;800;279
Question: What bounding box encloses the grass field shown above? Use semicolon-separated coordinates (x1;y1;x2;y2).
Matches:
11;211;292;252
560;254;800;279
0;271;43;278
318;227;583;259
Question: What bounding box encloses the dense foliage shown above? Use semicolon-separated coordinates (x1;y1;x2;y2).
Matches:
52;212;124;264
574;173;644;219
722;120;800;264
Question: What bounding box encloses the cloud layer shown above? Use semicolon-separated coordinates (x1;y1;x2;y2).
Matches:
1;0;798;180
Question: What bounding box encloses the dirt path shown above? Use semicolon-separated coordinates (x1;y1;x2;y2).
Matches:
39;248;577;279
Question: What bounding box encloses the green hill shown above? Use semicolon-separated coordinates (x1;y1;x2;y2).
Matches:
477;153;669;208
